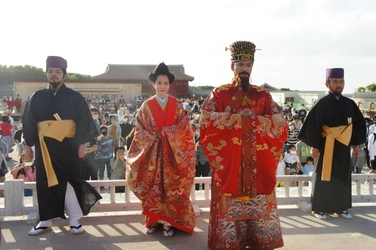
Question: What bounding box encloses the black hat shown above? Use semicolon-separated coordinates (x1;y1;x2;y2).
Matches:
148;62;175;83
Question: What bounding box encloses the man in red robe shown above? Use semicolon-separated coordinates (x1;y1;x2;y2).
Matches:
200;41;288;249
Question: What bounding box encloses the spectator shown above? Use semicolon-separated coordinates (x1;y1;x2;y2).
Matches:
195;139;210;190
0;143;8;197
296;139;311;167
293;114;303;131
298;104;307;120
182;98;191;111
97;126;116;182
119;116;134;148
300;156;315;175
276;153;286;187
82;137;99;181
110;146;126;192
351;143;366;174
191;100;200;113
367;131;376;174
364;117;372;169
284;121;299;152
103;112;110;125
300;156;314;186
13;122;24;159
90;108;102;130
284;144;300;175
108;116;122;147
282;102;290;116
119;95;125;105
0;115;14;161
11;153;37;195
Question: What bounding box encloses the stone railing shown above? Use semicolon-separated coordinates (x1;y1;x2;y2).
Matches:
1;175;375;217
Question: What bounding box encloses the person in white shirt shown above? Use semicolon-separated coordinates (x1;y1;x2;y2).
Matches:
182;98;191;111
276;154;286;187
283;145;300;175
367;128;376;174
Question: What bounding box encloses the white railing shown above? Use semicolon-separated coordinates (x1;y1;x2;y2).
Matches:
1;175;375;216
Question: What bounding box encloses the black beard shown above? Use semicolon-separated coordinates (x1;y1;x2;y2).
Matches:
49;81;60;87
240;75;250;92
49;81;62;92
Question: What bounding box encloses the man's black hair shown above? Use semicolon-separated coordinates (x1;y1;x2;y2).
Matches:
99;125;107;131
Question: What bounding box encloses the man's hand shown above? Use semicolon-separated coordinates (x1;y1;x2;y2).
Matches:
25;145;34;161
311;147;320;159
78;144;87;158
353;145;360;157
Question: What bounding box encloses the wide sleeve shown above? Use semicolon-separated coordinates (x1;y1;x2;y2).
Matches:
22;94;39;147
74;94;99;145
350;101;366;145
298;103;323;149
126;103;160;200
200;90;243;196
161;102;196;192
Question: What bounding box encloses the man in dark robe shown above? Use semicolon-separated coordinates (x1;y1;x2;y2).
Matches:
23;56;101;236
298;68;365;220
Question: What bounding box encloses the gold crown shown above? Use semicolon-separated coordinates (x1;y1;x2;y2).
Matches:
225;41;258;62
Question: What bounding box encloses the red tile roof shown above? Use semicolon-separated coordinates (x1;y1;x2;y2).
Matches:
93;64;194;82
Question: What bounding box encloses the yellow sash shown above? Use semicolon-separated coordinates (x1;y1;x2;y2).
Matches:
37;120;76;187
321;124;352;181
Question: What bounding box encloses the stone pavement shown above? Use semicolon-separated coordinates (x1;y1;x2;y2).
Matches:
1;204;376;250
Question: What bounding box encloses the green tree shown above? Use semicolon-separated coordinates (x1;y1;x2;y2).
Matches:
357;87;366;92
66;73;93;81
0;64;93;85
0;65;46;85
366;83;376;92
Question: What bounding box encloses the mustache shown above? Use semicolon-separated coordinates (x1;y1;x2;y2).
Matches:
238;71;250;77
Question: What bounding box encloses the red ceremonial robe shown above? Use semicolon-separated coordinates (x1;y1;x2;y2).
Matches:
126;95;196;233
200;80;288;249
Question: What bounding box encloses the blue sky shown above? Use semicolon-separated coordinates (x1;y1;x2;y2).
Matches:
1;0;376;93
